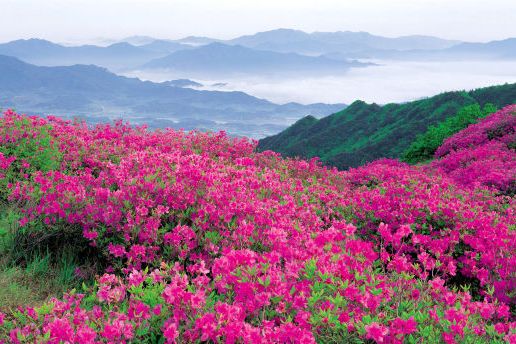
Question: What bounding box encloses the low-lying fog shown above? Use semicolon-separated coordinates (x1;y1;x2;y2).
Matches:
125;60;516;105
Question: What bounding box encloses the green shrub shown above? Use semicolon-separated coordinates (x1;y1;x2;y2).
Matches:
402;103;497;164
0;118;62;171
0;118;63;202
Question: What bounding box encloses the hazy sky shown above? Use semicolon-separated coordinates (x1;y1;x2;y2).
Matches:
1;0;515;44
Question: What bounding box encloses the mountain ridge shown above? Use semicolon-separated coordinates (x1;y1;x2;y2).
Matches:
257;83;516;169
140;42;368;76
1;30;515;74
227;29;461;55
0;38;167;71
0;54;346;138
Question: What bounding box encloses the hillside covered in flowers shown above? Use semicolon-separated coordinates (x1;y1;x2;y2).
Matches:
0;105;514;343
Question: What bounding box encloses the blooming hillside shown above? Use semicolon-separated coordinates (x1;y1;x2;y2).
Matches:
0;107;514;343
432;105;516;194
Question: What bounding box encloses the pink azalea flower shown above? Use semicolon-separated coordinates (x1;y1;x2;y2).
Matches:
365;322;389;343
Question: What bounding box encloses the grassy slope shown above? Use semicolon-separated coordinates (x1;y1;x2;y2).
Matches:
258;83;516;169
0;202;94;310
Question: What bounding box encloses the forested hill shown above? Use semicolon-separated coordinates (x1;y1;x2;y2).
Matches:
257;83;516;169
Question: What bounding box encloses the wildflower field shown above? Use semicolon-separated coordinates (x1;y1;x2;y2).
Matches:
0;106;514;343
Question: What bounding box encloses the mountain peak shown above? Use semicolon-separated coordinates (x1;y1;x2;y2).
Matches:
108;42;136;48
120;35;157;45
5;38;58;47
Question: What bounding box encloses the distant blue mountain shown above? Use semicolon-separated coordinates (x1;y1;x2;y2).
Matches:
142;42;369;76
0;55;345;138
226;29;461;55
139;40;192;54
173;29;514;61
0;39;167;71
445;38;516;59
2;30;514;77
349;38;516;61
118;35;159;46
162;79;203;88
175;36;222;46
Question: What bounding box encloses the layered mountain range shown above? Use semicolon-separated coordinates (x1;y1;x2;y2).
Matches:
1;29;515;141
1;29;515;74
0;55;345;138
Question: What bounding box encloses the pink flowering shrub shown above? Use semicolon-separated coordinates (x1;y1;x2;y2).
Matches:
0;108;515;343
433;104;516;193
343;160;515;305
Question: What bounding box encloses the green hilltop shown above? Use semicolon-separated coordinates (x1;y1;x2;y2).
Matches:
257;83;516;169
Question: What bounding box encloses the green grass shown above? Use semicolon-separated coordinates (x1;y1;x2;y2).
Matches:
0;257;77;309
0;203;99;311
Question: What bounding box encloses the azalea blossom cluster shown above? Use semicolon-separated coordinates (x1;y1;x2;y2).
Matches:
0;107;514;343
432;104;516;193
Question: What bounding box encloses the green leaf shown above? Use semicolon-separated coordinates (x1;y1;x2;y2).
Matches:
370;287;383;296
